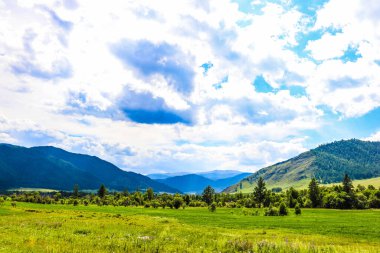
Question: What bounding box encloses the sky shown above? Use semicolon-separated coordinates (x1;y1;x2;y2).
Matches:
0;0;380;175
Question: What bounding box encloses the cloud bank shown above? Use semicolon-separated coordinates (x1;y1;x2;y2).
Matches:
0;0;379;174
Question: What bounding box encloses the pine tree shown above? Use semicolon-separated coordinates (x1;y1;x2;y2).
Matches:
73;184;79;199
308;178;321;208
253;177;267;208
146;188;154;201
342;174;353;194
342;173;355;209
98;184;107;198
202;185;215;205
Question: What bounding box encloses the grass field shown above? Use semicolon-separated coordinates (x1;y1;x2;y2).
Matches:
324;177;380;188
0;201;379;252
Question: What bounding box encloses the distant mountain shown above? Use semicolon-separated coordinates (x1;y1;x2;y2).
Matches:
198;170;250;180
147;172;190;180
148;170;249;180
157;172;251;193
224;139;380;193
0;144;179;193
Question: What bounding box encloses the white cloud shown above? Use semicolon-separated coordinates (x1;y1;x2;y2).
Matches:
0;0;378;174
365;131;380;142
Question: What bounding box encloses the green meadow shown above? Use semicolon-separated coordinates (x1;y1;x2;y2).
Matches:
0;201;379;252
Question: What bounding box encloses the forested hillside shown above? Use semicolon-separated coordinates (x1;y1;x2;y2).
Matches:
225;139;380;193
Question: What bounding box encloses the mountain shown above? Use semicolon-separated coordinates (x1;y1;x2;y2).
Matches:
198;170;250;180
224;139;380;193
148;170;249;180
157;172;251;193
147;172;190;180
0;144;179;193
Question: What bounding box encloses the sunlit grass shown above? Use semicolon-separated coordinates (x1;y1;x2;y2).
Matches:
0;201;379;252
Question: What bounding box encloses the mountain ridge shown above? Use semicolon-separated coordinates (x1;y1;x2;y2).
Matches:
157;172;251;193
0;143;179;193
224;139;380;193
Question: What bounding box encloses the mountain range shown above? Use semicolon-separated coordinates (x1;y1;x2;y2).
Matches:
224;139;380;193
155;172;251;193
0;144;178;193
1;139;379;194
148;170;248;180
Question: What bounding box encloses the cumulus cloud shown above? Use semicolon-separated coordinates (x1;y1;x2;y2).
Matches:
0;0;379;174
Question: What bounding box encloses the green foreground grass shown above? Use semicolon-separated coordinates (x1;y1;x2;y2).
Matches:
0;202;379;252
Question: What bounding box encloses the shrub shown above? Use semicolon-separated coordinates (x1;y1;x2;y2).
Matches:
355;194;368;209
11;201;17;208
264;205;279;216
0;197;4;206
295;203;301;215
83;199;89;206
151;201;159;208
73;199;79;206
279;202;288;216
173;197;183;209
209;202;217;212
227;239;253;252
369;197;380;208
271;187;282;193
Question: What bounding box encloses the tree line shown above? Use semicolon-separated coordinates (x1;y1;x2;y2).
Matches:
1;174;380;214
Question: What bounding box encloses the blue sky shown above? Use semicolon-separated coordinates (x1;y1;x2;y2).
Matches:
0;0;380;174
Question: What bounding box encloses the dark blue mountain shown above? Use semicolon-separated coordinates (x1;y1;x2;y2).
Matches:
0;144;178;193
157;172;251;193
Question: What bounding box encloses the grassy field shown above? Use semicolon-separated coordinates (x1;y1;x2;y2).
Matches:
0;201;379;252
324;177;380;188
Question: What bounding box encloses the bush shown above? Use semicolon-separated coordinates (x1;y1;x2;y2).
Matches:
295;203;301;215
11;201;16;208
271;187;282;193
83;199;89;206
73;199;79;206
173;197;183;209
369;197;380;208
151;201;159;208
279;202;288;216
209;202;217;212
264;205;279;216
355;194;368;209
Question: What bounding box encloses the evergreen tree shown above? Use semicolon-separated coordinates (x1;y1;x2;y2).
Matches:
73;184;79;199
342;174;353;194
146;188;154;201
98;184;107;199
342;174;355;208
253;177;267;207
202;185;215;205
308;178;321;208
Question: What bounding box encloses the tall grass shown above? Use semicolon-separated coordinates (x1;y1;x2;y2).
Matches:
0;201;379;252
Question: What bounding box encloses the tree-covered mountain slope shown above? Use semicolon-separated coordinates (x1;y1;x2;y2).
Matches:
0;144;178;193
224;139;380;193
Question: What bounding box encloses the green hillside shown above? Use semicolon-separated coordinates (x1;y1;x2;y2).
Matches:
224;139;380;193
